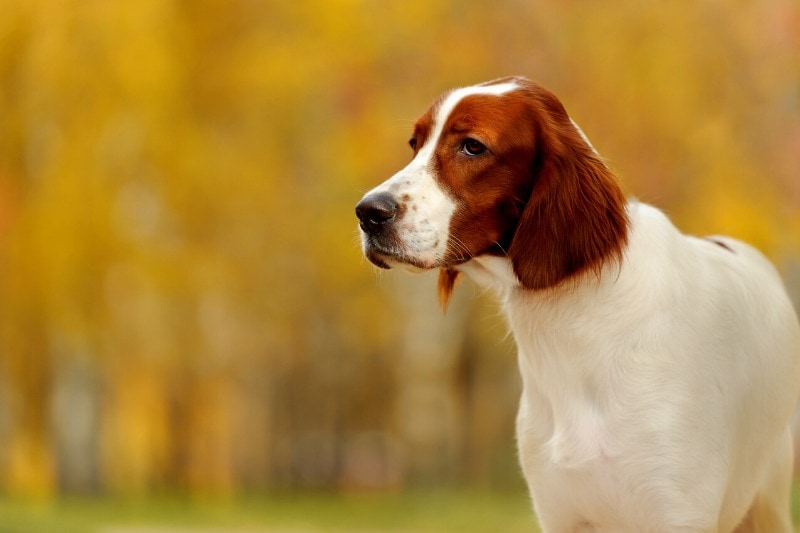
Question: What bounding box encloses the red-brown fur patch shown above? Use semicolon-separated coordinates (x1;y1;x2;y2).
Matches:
437;268;461;312
432;79;629;308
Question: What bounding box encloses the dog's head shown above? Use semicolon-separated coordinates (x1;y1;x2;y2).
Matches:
356;77;628;308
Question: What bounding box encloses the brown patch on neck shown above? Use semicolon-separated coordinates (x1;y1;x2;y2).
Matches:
437;268;461;312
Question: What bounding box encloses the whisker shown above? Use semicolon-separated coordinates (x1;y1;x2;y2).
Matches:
447;235;474;261
493;240;509;255
351;232;365;251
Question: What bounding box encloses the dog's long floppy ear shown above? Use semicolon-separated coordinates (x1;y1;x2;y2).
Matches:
437;268;461;312
507;89;629;290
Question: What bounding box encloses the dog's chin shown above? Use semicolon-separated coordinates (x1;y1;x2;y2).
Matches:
365;250;393;269
365;247;437;273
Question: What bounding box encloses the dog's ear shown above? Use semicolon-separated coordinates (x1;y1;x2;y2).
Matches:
437;268;461;312
507;91;629;290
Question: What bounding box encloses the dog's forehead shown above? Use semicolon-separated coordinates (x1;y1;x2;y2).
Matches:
414;80;522;155
435;81;522;125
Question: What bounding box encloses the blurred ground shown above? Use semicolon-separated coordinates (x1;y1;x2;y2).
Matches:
0;489;538;533
4;483;800;533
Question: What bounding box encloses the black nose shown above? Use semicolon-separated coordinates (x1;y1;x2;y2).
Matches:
355;192;398;231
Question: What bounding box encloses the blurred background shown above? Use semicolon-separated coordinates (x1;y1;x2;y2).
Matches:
0;0;799;529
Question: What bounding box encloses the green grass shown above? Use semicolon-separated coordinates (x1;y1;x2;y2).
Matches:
0;489;537;533
1;483;799;533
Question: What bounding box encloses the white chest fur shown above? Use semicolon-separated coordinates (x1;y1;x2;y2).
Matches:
461;203;800;532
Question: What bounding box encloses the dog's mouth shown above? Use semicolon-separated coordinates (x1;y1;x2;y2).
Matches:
365;248;392;269
363;241;438;272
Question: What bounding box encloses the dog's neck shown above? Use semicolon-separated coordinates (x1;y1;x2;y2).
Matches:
457;256;520;297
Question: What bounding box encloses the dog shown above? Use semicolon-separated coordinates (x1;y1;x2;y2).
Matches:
355;76;800;532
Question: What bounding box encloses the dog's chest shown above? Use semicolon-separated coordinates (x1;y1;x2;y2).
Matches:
510;301;624;463
517;354;611;464
516;365;652;531
508;296;660;530
516;383;626;519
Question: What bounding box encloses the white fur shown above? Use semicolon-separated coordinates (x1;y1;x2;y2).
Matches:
464;202;800;532
359;81;520;269
570;118;599;155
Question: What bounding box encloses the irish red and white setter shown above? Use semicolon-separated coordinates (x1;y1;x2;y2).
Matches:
355;77;800;532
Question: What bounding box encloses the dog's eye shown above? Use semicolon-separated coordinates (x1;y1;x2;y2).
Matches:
461;138;486;156
408;136;417;150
